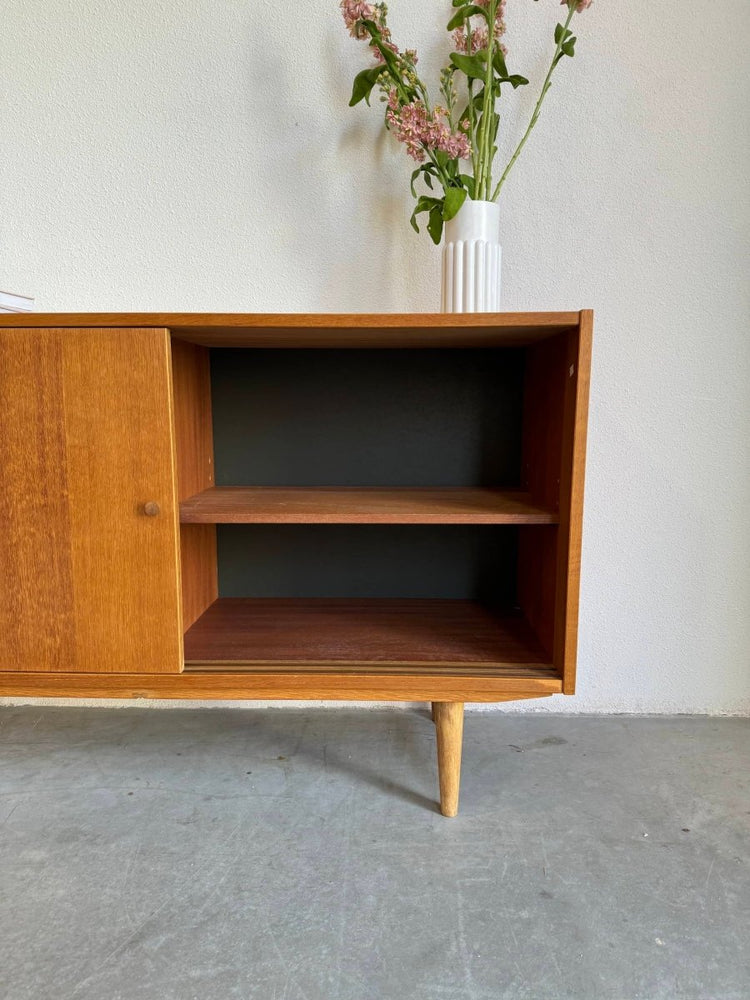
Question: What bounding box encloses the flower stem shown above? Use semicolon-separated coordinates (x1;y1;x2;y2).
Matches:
491;2;575;201
477;0;498;200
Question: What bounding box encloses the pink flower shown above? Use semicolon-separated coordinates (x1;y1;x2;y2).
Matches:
561;0;593;10
453;1;507;55
471;0;508;19
340;0;375;37
386;100;471;163
453;20;507;56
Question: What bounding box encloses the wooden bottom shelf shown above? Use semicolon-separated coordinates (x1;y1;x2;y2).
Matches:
0;598;560;701
183;598;556;675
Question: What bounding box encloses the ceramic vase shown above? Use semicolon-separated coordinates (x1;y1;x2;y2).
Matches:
441;199;502;312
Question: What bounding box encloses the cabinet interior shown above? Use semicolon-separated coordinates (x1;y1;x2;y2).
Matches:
170;330;569;678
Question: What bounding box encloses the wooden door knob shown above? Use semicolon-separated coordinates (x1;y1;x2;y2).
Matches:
143;501;161;517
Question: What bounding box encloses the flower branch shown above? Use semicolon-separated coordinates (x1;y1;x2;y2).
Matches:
340;0;593;243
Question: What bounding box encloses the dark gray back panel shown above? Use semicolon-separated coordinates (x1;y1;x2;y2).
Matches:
210;349;525;487
216;525;518;603
211;348;525;602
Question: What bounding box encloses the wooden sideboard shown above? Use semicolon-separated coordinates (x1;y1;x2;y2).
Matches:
0;312;592;816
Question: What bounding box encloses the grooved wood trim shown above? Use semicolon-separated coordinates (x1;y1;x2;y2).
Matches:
187;663;557;676
179;487;559;525
0;672;559;701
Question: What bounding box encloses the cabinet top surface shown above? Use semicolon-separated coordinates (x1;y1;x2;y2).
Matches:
0;312;582;328
0;311;588;347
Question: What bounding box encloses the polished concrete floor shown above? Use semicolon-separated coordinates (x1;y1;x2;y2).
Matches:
0;708;748;1000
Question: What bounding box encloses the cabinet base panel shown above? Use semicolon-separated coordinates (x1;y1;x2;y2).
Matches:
0;672;560;702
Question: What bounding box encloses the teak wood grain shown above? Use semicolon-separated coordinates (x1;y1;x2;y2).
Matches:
0;312;593;818
554;311;593;693
0;672;557;702
0;330;76;669
183;598;554;668
0;328;183;673
517;334;568;659
434;702;464;817
0;311;591;713
0;312;580;349
179;487;559;525
170;339;218;631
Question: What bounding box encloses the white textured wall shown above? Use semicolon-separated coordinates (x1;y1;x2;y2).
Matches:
1;1;748;714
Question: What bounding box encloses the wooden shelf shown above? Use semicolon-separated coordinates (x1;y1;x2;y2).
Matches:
179;487;558;525
183;598;556;674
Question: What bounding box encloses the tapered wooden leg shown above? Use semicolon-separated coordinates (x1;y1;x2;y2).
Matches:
434;701;464;817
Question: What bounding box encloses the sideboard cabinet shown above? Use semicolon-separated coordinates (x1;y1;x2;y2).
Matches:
0;313;592;816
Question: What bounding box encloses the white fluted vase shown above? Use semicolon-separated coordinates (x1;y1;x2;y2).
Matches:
441;199;501;312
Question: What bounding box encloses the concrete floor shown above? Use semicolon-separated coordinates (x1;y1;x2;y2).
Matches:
0;709;748;1000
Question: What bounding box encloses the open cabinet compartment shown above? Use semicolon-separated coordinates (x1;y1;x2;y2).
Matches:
170;314;590;701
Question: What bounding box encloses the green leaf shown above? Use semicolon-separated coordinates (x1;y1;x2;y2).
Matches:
554;23;573;44
414;195;442;214
447;9;467;30
490;113;499;145
447;4;490;30
493;50;509;78
496;72;529;89
561;36;577;57
450;52;488;81
373;42;400;75
443;186;467;222
452;0;471;7
492;51;528;89
358;18;401;75
460;173;476;199
349;65;386;107
410;195;443;234
428;206;444;245
410;165;437;197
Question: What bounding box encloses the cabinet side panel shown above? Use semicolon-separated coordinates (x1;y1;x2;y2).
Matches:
517;526;557;659
520;336;566;510
170;339;217;630
62;329;183;673
518;336;567;663
0;330;77;670
555;312;593;692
